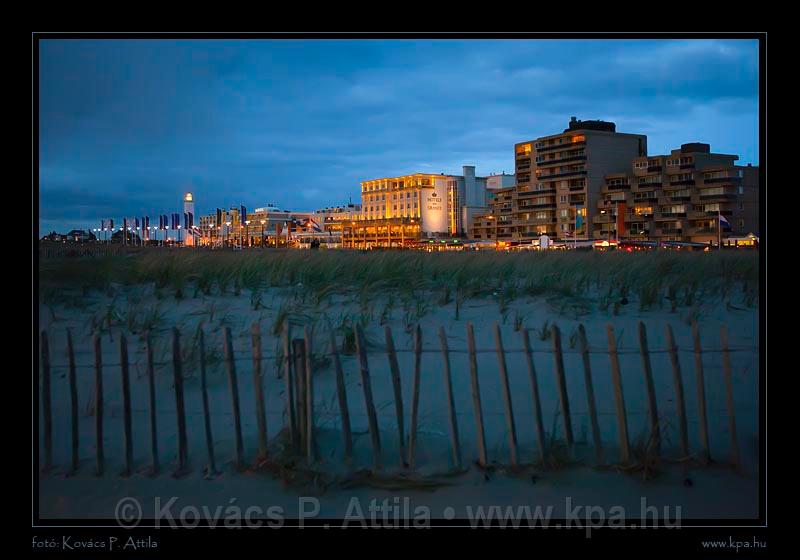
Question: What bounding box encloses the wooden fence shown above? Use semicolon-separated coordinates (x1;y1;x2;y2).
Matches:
37;320;751;478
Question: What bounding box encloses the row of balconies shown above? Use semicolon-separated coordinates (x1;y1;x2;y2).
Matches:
535;140;585;153
518;202;557;210
597;184;740;199
536;168;587;180
517;186;556;196
593;208;732;222
535;154;587;167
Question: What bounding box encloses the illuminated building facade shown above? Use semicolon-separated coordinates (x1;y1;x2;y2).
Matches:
198;204;317;247
472;118;647;243
349;166;508;248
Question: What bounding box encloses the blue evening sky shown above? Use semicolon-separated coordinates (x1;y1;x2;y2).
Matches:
38;38;759;234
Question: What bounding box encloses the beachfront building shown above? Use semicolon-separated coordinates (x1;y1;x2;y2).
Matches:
464;173;516;239
591;143;760;245
313;203;362;234
471;118;647;243
198;204;316;247
344;166;506;248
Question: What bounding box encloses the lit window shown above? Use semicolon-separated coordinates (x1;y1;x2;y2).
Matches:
516;143;532;156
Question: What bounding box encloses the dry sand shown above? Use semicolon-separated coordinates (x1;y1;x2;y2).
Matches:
37;285;759;521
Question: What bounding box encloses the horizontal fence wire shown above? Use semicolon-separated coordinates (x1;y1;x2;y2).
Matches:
44;345;758;370
69;406;756;420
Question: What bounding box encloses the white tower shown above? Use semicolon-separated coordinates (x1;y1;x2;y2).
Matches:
183;192;196;246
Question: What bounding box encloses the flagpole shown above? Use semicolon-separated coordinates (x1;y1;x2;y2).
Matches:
718;208;722;251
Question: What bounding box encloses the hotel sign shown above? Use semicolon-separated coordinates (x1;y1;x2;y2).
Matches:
420;180;448;234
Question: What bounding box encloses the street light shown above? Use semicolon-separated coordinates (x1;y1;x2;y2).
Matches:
486;215;499;250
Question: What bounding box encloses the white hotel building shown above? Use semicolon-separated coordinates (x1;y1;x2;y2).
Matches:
345;166;514;247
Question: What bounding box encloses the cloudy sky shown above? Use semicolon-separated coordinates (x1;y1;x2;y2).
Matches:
38;38;759;234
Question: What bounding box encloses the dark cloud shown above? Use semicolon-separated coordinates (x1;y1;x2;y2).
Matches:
38;38;759;234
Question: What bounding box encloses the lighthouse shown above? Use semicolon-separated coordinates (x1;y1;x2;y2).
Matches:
183;192;196;246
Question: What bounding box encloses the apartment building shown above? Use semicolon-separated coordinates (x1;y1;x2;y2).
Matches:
592;143;759;244
471;186;515;243
472;117;647;243
466;173;516;239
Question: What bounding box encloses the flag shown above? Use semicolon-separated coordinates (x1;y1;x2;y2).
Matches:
719;213;730;227
108;219;114;230
101;219;105;230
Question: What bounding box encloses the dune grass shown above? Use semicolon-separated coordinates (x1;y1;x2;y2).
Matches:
39;249;759;314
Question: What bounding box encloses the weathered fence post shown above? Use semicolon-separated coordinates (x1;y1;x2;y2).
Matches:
172;327;188;474
251;323;268;459
691;321;710;464
304;325;316;463
577;325;602;464
355;323;381;469
720;324;741;470
384;325;407;467
93;334;104;475
493;323;519;467
439;326;462;470
146;332;159;475
551;324;573;448
119;333;133;476
408;325;422;470
41;331;53;472
521;328;547;462
665;324;689;457
329;328;353;463
637;321;661;454
67;329;79;474
606;324;630;465
198;326;217;475
466;323;488;467
292;338;307;451
282;324;297;450
223;326;244;469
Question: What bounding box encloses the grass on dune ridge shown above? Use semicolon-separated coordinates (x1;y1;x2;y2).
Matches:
39;249;759;314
